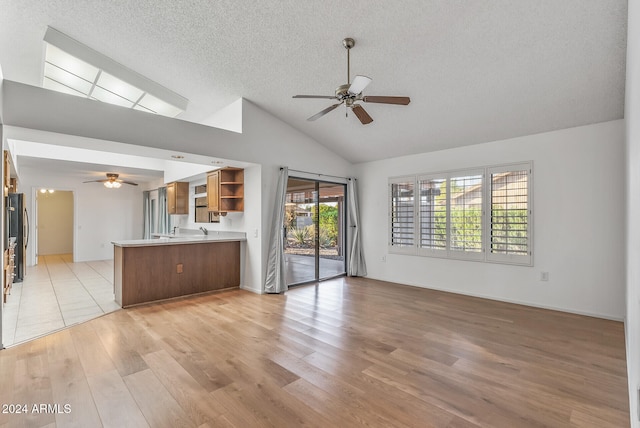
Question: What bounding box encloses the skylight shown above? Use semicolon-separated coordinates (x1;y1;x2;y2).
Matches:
42;27;187;118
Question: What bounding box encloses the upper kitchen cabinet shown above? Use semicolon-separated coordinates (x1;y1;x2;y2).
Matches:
167;181;189;215
207;170;220;212
207;168;244;213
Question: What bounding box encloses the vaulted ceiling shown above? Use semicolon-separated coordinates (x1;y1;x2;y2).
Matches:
0;0;628;164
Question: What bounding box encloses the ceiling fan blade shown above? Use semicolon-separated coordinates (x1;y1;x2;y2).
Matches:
308;103;342;121
362;96;411;105
293;95;337;100
83;179;108;183
352;105;373;125
120;181;139;186
348;75;372;95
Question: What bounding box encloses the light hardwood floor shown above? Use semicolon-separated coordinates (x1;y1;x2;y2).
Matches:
0;277;629;427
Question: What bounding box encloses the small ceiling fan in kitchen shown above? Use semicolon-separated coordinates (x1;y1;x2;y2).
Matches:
292;37;411;125
83;173;138;188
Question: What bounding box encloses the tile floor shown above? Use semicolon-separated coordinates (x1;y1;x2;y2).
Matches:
2;254;120;347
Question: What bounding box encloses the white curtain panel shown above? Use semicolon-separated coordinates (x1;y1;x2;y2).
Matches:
142;191;151;239
157;186;171;235
347;178;367;276
264;167;288;293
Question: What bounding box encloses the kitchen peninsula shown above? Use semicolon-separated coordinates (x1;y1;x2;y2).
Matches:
112;231;245;307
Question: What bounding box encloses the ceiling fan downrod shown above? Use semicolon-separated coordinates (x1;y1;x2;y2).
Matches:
343;38;355;118
343;37;355;85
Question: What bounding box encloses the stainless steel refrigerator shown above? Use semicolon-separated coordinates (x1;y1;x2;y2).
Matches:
7;193;28;282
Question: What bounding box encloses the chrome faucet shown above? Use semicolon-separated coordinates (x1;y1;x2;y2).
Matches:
172;226;179;235
199;227;208;235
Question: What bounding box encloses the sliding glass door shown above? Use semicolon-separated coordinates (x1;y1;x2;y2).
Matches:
284;177;346;286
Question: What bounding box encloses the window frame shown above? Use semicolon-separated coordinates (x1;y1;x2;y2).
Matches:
388;162;533;266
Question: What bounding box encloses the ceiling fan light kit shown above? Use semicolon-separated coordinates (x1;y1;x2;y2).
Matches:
83;172;139;188
293;38;411;125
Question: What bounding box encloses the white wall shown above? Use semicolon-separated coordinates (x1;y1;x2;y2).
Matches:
626;0;640;424
162;161;212;184
18;166;143;264
0;63;4;124
37;190;73;255
356;120;626;320
240;101;353;293
201;98;242;133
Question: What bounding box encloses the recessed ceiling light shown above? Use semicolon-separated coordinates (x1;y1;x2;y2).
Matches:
42;27;188;118
211;160;224;165
171;155;184;159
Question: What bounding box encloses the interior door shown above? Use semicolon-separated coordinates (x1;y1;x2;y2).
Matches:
36;190;74;259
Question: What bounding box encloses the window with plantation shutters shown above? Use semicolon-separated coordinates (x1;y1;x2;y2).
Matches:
389;162;532;265
389;179;415;252
487;165;531;264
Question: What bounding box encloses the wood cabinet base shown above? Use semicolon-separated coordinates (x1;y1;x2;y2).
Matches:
114;241;240;308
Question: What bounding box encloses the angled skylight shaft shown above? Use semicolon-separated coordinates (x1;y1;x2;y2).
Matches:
42;27;188;118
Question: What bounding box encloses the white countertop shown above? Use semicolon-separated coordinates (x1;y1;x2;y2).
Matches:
112;231;246;247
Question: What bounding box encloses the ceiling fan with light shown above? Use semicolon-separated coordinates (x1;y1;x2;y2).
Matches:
293;38;411;125
83;173;138;188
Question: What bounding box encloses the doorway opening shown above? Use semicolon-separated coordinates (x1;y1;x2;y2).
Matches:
284;177;346;286
37;189;74;260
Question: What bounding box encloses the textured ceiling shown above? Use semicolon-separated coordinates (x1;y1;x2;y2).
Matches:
0;0;628;164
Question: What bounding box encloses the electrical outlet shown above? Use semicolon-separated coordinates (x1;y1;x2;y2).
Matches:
540;271;549;281
381;255;386;262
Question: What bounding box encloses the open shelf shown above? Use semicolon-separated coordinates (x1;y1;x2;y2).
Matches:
207;168;244;213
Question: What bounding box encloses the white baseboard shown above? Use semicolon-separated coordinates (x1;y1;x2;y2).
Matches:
365;275;624;322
